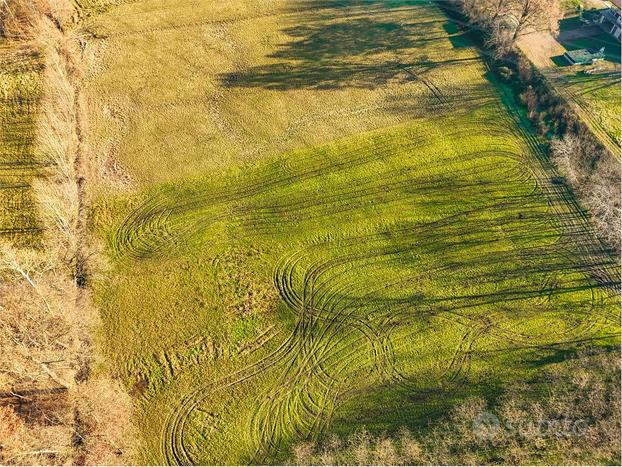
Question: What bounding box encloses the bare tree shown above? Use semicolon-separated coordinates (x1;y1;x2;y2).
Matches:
551;133;621;251
509;0;562;40
551;133;583;185
586;157;622;249
486;23;516;58
462;0;512;27
460;0;562;53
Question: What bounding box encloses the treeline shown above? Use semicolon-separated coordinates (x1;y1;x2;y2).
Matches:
0;1;133;464
292;348;620;465
447;0;620;252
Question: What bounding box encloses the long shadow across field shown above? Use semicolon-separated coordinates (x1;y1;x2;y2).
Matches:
221;1;465;90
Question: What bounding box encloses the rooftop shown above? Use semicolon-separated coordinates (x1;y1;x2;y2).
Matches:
564;47;606;63
601;6;621;22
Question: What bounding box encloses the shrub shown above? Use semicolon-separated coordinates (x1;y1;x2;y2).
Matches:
290;348;620;465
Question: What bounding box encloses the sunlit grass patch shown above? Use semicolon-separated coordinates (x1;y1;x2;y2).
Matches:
83;0;620;464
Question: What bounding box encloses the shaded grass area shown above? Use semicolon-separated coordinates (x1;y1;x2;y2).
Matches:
82;0;487;187
0;42;44;245
84;0;621;464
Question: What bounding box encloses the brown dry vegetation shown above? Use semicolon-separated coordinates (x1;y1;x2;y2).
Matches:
0;1;132;464
516;60;621;251
292;348;621;465
551;134;621;248
459;0;562;57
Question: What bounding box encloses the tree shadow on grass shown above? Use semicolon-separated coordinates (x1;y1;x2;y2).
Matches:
220;1;465;90
324;342;617;446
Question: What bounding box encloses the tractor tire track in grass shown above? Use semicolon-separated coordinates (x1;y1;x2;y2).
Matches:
93;2;620;460
150;110;613;464
545;70;621;156
111;124;524;260
493;72;619;290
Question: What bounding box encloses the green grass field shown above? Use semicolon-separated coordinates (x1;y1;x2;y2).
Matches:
0;42;43;246
82;0;620;464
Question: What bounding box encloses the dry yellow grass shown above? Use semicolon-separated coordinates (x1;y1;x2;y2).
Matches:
82;0;486;187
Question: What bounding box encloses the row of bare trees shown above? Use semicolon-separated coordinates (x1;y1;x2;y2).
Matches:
0;243;133;464
0;1;133;464
551;134;621;248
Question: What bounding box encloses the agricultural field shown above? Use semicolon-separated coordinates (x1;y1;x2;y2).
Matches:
80;0;620;464
0;41;43;246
